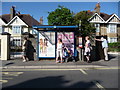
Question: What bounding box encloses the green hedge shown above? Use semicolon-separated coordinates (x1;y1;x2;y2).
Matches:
108;42;120;52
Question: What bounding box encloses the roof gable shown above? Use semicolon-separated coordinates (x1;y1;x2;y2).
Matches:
0;14;40;26
18;14;40;26
7;16;28;26
88;13;105;23
105;14;120;23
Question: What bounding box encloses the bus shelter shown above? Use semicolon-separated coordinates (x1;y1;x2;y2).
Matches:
32;25;79;60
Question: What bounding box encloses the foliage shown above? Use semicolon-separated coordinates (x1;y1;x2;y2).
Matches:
47;5;75;25
74;11;96;37
108;42;120;52
47;6;96;38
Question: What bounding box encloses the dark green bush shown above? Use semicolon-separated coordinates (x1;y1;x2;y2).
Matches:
108;42;120;52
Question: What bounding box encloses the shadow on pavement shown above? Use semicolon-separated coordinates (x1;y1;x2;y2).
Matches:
4;62;14;66
108;54;118;60
3;75;101;89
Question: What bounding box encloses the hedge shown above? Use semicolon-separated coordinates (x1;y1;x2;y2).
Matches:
108;42;120;52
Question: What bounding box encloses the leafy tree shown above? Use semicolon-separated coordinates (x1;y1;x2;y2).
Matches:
74;11;96;37
47;5;75;25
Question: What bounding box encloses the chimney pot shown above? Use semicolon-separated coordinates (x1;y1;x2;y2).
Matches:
40;16;43;25
87;10;91;12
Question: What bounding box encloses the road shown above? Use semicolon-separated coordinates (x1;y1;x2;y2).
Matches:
1;68;119;89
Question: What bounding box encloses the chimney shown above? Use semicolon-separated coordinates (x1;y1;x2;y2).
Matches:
40;16;43;25
87;10;91;13
10;6;16;19
94;3;100;14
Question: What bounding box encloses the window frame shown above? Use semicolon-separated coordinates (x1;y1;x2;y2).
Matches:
12;26;21;34
108;24;117;33
95;24;100;32
110;37;117;43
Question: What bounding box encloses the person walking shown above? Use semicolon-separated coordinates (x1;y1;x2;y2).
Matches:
22;37;29;62
95;36;109;61
56;39;63;63
84;36;91;63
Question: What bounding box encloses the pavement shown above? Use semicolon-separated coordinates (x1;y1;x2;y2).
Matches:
1;53;119;69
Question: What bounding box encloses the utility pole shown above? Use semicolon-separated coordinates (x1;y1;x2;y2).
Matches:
78;20;84;61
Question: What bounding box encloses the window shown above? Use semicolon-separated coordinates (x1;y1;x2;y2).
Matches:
12;26;21;34
110;38;117;43
108;24;117;33
11;39;21;46
95;24;100;32
0;26;3;33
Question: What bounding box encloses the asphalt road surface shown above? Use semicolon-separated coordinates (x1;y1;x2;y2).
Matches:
1;68;119;89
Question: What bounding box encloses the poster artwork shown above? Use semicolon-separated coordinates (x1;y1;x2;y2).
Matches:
39;32;55;57
57;32;74;56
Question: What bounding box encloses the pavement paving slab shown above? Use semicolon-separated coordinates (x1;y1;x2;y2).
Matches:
0;54;119;69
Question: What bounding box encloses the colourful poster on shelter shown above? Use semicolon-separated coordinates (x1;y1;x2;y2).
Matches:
39;32;55;58
57;32;74;56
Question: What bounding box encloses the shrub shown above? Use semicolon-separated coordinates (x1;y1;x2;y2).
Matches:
108;42;120;52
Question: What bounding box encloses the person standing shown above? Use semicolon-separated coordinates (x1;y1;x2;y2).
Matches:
56;39;63;63
95;36;109;61
84;36;91;63
22;37;29;62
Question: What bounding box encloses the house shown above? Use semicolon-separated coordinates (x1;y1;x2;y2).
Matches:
0;6;41;46
88;3;120;43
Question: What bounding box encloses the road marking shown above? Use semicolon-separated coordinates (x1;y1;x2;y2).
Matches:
92;81;105;90
93;67;119;70
2;69;83;71
2;72;23;74
80;69;88;75
2;72;23;76
0;80;8;83
2;67;120;71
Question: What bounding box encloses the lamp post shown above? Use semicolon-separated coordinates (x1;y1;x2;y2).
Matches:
77;20;83;61
80;20;84;61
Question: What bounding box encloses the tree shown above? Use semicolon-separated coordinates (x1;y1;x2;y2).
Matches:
74;11;96;37
47;5;75;25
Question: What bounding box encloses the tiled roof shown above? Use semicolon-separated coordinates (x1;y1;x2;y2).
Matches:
0;14;11;23
0;14;40;26
87;11;112;21
100;13;112;21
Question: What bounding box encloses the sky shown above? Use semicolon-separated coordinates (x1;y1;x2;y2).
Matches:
1;2;119;25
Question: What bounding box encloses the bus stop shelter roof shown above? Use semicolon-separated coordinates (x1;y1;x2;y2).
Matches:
32;25;78;29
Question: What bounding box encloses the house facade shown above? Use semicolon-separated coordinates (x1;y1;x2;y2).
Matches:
88;3;120;43
0;6;40;46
